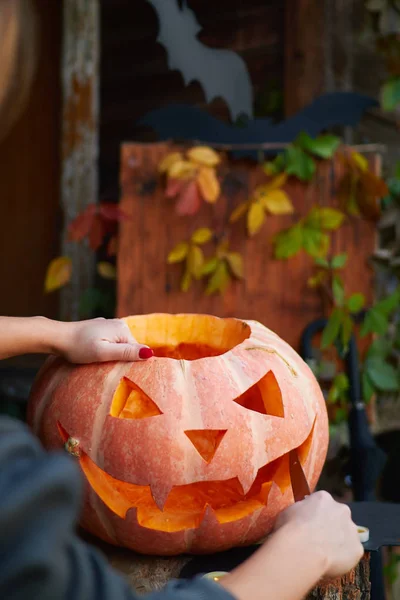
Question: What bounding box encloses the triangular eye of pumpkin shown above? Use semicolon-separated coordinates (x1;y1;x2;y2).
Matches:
184;429;227;463
233;371;284;417
110;377;162;419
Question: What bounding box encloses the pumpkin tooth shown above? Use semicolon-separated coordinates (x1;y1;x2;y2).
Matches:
237;466;258;496
149;481;174;511
197;504;219;531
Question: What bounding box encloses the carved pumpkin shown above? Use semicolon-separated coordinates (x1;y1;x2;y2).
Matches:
28;314;328;555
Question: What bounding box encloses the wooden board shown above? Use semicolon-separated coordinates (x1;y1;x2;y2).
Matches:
117;142;377;351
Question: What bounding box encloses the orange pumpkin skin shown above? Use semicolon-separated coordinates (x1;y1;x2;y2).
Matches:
27;314;328;555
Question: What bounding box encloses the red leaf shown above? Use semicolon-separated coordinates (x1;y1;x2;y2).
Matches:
99;202;128;221
68;204;96;242
107;236;118;256
166;178;186;199
89;215;105;251
175;180;202;216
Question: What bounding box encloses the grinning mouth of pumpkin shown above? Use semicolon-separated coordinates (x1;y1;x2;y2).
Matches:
58;422;314;533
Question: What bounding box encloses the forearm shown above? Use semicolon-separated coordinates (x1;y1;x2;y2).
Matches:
221;524;328;600
0;316;68;359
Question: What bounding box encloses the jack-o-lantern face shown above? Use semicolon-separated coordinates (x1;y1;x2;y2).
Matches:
28;314;328;555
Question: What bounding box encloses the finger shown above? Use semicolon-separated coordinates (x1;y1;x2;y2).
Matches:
97;341;154;362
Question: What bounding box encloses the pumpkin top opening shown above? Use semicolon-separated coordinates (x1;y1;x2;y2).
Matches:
124;314;251;360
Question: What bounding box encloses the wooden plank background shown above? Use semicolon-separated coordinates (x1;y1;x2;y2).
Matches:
117;142;377;351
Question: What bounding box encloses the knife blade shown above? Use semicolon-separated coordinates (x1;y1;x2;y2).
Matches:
289;449;311;502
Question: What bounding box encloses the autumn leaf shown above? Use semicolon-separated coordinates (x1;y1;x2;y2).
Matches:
197;166;220;203
168;160;196;180
191;227;213;245
88;214;104;251
229;201;248;223
181;270;192;292
68;204;96;242
226;252;244;279
351;151;368;172
187;245;204;278
97;262;117;280
98;203;128;221
107;236;118;257
261;189;294;215
158;152;183;174
187;146;220;167
175;180;202;216
165;178;186;199
265;172;288;191
307;207;345;230
206;261;230;295
247;202;265;236
167;242;189;263
45;257;72;293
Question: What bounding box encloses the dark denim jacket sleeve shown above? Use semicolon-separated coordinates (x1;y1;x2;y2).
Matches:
0;416;235;600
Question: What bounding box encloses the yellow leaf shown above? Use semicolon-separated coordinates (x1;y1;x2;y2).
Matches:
187;146;220;167
352;151;368;172
265;172;288;191
229;202;248;223
97;262;117;280
44;257;72;293
197;167;220;203
201;257;219;275
181;270;192;292
187;245;204;278
191;227;213;245
167;242;189;264
247;202;265;236
158;152;183;174
226;252;244;279
262;189;294;215
168;160;196;180
216;240;230;258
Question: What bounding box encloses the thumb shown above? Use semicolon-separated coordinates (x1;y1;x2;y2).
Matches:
97;342;154;362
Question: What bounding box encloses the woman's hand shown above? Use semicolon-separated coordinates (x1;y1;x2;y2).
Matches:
0;316;153;363
274;491;363;579
57;318;153;364
221;491;363;600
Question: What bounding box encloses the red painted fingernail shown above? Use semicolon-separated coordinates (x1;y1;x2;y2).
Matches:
139;347;154;359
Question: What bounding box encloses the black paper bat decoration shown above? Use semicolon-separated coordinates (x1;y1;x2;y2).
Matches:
146;0;253;121
139;92;378;159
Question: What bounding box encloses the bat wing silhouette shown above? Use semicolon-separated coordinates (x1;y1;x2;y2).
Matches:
146;0;253;121
139;92;378;159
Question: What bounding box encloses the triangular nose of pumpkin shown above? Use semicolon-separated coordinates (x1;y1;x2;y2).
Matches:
184;429;227;463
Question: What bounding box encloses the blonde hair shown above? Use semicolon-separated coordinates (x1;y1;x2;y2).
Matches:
0;0;37;140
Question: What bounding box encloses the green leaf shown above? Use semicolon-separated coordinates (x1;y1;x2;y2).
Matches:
334;407;347;425
206;260;230;295
373;288;400;316
361;308;389;336
285;146;316;181
395;161;400;180
366;337;393;360
303;228;330;258
341;313;353;350
365;358;399;391
296;132;341;159
381;77;400;112
335;372;350;392
347;293;366;313
321;308;343;349
191;227;213;245
274;224;303;259
331;253;348;269
263;153;286;176
317;207;345;230
180;270;192;292
362;371;375;403
332;275;345;307
315;257;329;268
201;257;219;276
